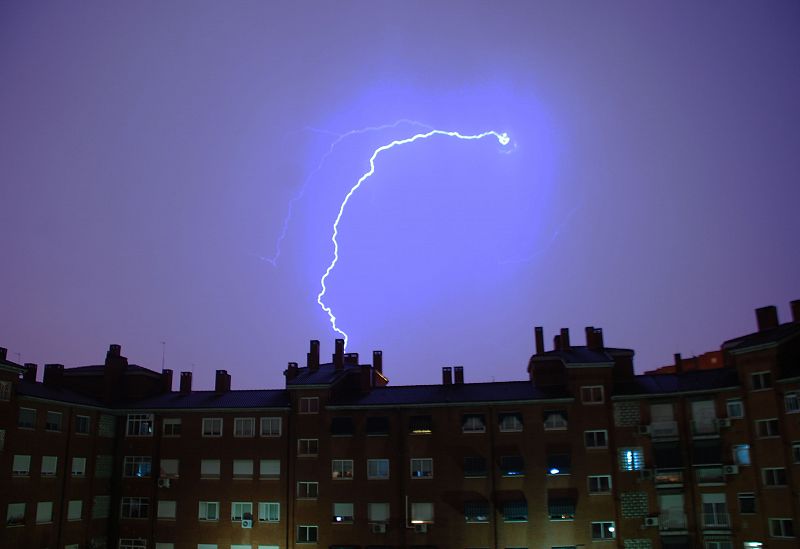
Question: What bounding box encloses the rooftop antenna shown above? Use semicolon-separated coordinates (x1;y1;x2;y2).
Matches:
160;341;166;370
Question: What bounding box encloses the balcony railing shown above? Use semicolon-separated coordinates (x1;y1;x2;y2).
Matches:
659;510;687;531
691;419;720;436
701;512;730;529
650;420;679;438
695;466;724;484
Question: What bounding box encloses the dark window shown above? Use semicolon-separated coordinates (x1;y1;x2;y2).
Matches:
502;500;528;522
499;412;523;431
463;456;487;477
366;416;389;435
691;440;722;465
75;416;90;434
409;415;433;434
543;410;568;430
738;493;755;514
547;453;571;475
462;414;486;433
548;498;576;520
464;501;489;522
330;417;354;436
653;443;683;469
500;455;525;476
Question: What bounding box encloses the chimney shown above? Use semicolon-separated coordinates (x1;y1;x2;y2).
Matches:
43;363;64;386
308;340;320;371
594;328;604;349
553;334;561;351
179;371;192;394
442;366;453;385
372;350;383;375
344;352;359;366
0;347;6;361
108;344;121;357
23;363;37;382
454;366;464;384
674;353;683;374
360;364;372;393
161;369;173;392
334;338;344;371
534;327;544;354
585;326;595;349
215;370;231;393
285;361;299;381
755;305;779;332
791;300;800;323
560;328;571;351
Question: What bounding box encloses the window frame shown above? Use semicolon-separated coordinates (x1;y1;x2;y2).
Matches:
410;457;434;479
234;417;256;438
125;414;154;437
41;455;58;477
785;392;800;414
120;497;150;519
588;474;612;494
738;492;756;514
71;456;87;477
201;417;223;437
198;501;220;521
297;481;319;499
591;521;616;540
543;410;568;430
462;414;486;433
18;407;36;429
122;455;152;478
298;397;319;414
762;467;787;487
769;517;795;538
298;438;319;457
258;501;280;523
332;459;354;480
297;525;319;543
726;398;744;419
45;411;62;432
756;418;779;438
581;385;605;404
6;502;26;526
619;447;645;471
162;418;181;437
75;415;91;434
499;412;523;432
260;416;282;437
231;501;253;521
751;371;772;391
367;458;390;480
584;429;608;449
12;454;31;476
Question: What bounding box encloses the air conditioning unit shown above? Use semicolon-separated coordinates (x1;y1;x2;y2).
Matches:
241;519;253;529
157;477;170;488
724;464;739;475
644;516;659;527
638;425;651;435
414;523;428;533
371;522;387;533
717;418;731;428
639;469;653;481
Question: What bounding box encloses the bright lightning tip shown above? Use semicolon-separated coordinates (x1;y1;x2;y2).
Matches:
498;132;510;146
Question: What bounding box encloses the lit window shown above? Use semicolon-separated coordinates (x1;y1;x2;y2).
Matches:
45;411;62;431
71;457;87;477
123;456;152;478
233;459;254;479
75;415;90;434
465;501;489;522
738;492;755;514
12;455;31;476
726;398;744;419
769;518;795;538
581;385;604;404
751;371;772;390
198;501;219;521
297;525;318;543
756;418;779;438
231;501;253;521
260;417;281;437
162;418;181;437
785;392;800;414
120;497;149;519
234;417;255;437
367;458;390;479
160;458;179;478
409;415;433;434
502;500;527;522
763;468;787;486
18;408;36;429
157;500;176;519
733;444;751;465
543;410;568;430
41;455;58;477
462;414;486;433
591;521;615;540
126;414;154;437
258;502;280;522
299;397;319;414
618;447;644;471
260;459;280;479
463;456;487;477
499;412;523;432
297;481;319;498
410;502;434;524
411;458;433;478
588;475;612;493
298;438;319;456
584;430;608;448
547;453;571;475
0;380;11;401
332;502;354;523
332;459;353;479
368;502;389;523
6;502;25;526
200;459;220;479
201;418;222;437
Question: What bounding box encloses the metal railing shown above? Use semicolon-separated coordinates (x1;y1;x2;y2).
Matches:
659;510;687;531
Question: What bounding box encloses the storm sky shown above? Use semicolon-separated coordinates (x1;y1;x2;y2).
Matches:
1;2;798;390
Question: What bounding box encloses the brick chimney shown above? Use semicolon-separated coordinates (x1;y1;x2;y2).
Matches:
344;352;359;366
285;361;299;381
372;350;383;375
333;338;344;371
308;340;320;371
534;327;544;354
674;353;683;374
22;363;37;382
0;347;6;362
791;300;800;323
161;369;173;392
553;334;561;351
43;364;64;386
179;372;192;394
442;367;452;385
215;370;231;393
755;305;779;332
360;364;372;393
560;328;571;351
454;366;464;384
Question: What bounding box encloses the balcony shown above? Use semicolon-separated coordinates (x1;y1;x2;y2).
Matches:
695;466;724;485
701;512;730;530
691;419;720;437
659;510;687;532
654;469;683;486
650;421;679;438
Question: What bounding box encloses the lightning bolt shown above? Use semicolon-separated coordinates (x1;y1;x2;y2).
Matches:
262;119;433;266
317;129;511;347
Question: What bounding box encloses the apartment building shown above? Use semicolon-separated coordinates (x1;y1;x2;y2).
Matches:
1;301;800;549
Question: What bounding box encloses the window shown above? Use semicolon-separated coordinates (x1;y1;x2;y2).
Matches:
36;502;53;523
234;417;255;437
619;447;644;471
332;502;354;523
299;397;319;414
368;502;389;523
751;371;772;390
502;500;527;522
756;418;779;437
200;459;220;479
762;467;787;486
738;492;755;514
726;398;744;419
732;444;751;465
72;457;87;477
298;438;318;456
95;455;113;478
202;418;223;437
119;541;147;549
126;414;154;437
260;459;280;479
366;416;390;435
0;380;10;401
705;542;733;549
231;502;253;521
793;442;800;463
75;415;90;434
123;456;152;478
591;521;615;540
233;459;254;479
18;408;36;429
98;414;116;437
198;501;219;521
45;411;62;431
464;456;487;477
785;392;800;413
41;455;58;476
331;416;354;436
297;481;319;498
332;459;353;479
409;415;433;434
259;502;280;522
160;458;179;478
162;418;181;437
701;493;728;528
543;410;567;430
549;498;576;520
368;458;390;479
588;475;612;493
581;385;604;404
501;455;525;476
92;495;110;519
584;430;608;448
547;453;571;475
6;502;25;526
769;518;794;538
12;455;31;476
155;544;174;549
120;497;149;519
260;417;281;437
411;502;434;524
297;525;318;543
157;500;176;519
465;501;489;522
499;412;523;432
411;458;433;478
462;414;486;433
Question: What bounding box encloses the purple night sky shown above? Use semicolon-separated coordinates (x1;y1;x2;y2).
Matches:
1;2;798;390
